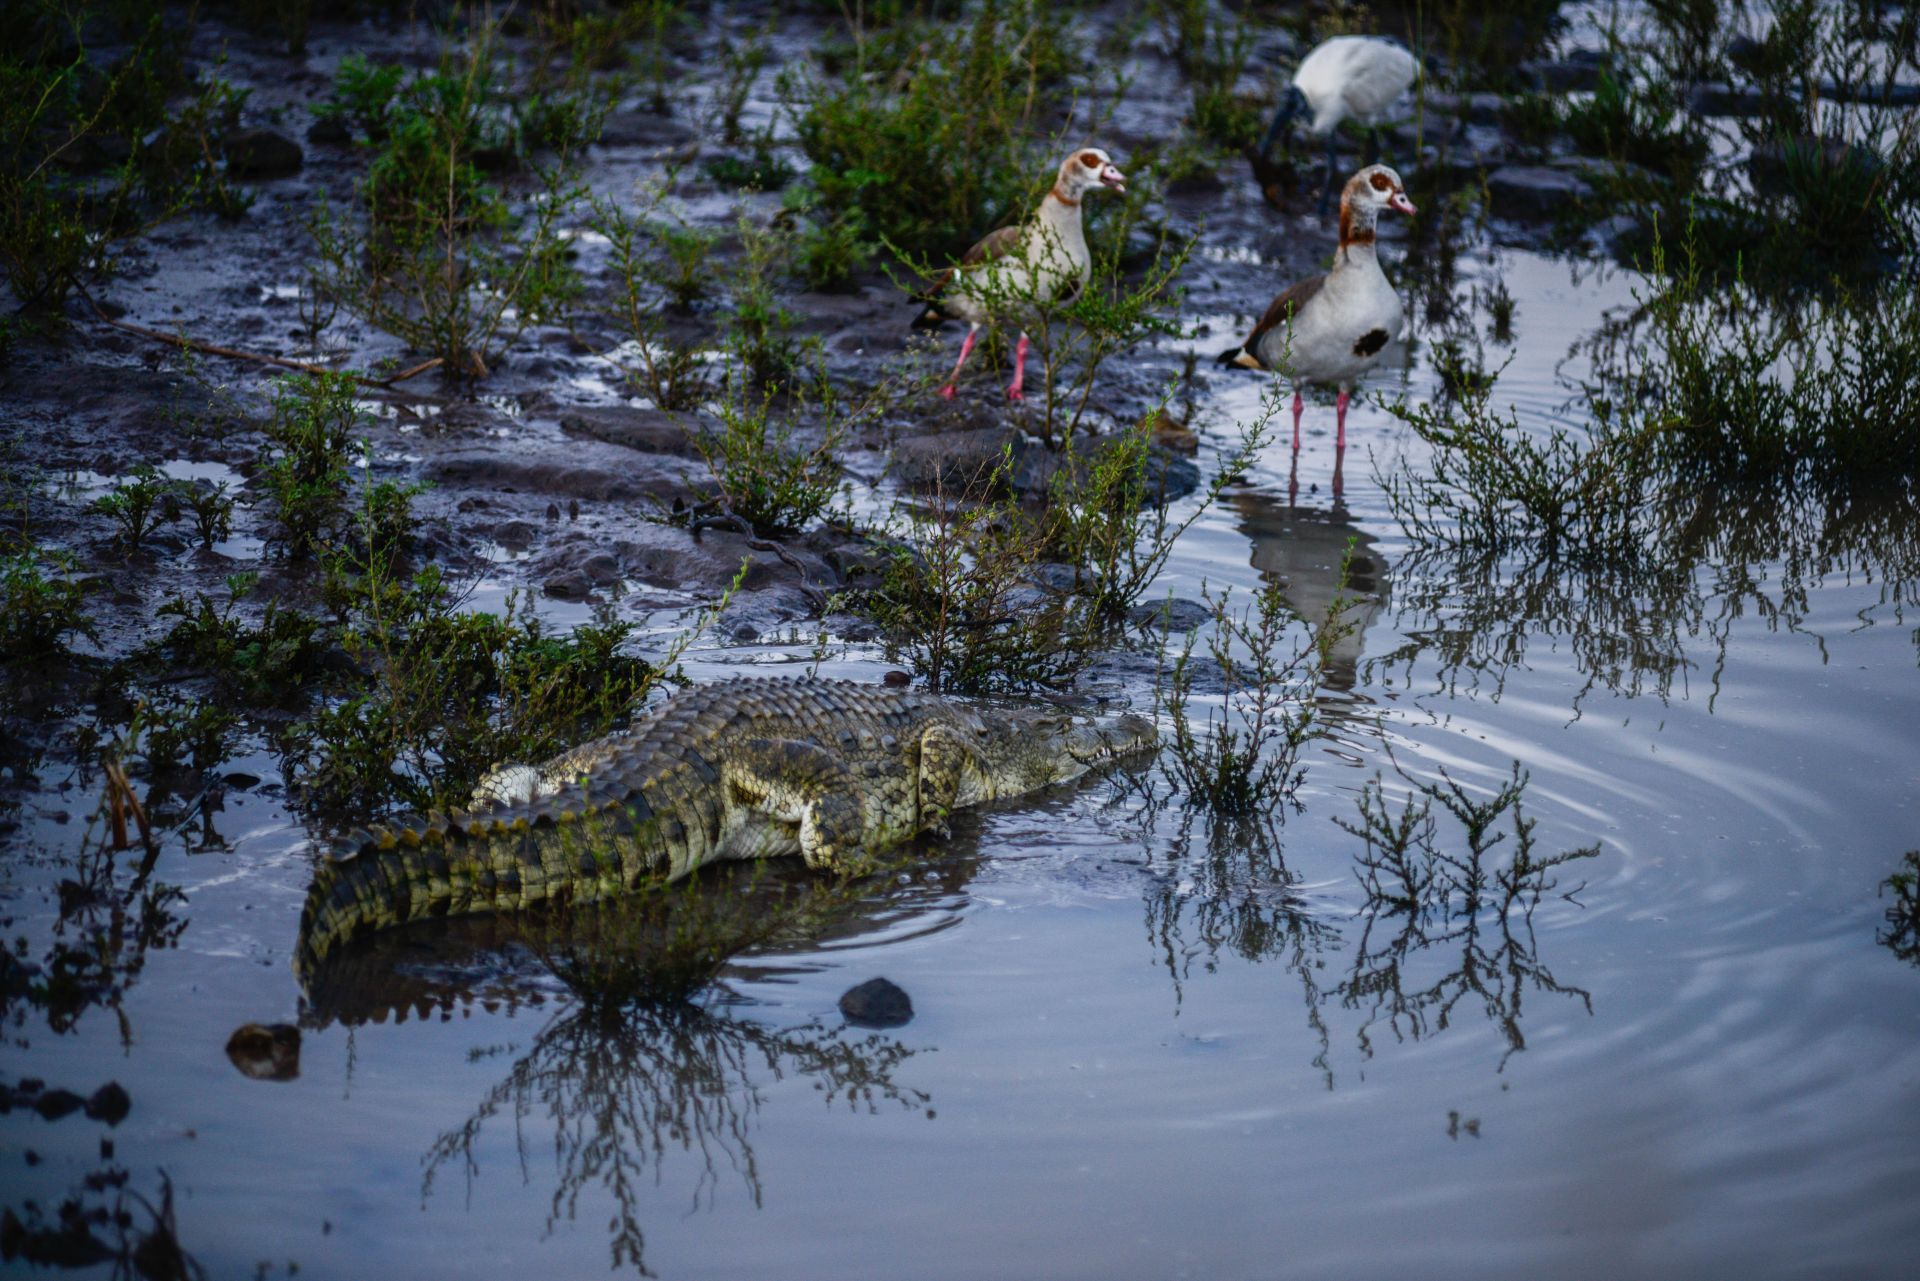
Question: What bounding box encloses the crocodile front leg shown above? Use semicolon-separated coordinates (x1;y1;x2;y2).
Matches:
724;738;867;871
916;724;984;838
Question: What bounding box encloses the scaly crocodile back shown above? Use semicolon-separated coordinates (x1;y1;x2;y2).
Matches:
295;679;973;973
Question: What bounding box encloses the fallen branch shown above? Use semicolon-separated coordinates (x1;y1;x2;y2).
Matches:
71;276;443;389
690;510;830;610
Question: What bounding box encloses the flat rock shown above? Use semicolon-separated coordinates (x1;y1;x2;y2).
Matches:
1686;81;1776;117
1129;597;1213;631
559;405;702;456
423;438;704;502
1486;166;1591;219
1523;53;1606;93
839;977;913;1028
223;127;304;178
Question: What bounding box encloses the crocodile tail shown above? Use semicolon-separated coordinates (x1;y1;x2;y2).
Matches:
293;793;669;979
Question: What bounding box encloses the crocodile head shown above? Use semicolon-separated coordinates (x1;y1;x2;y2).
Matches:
962;706;1158;802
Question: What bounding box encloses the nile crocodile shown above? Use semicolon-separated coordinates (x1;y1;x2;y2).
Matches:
296;677;1154;970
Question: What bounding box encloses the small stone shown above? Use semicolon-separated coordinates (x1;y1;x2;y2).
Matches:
83;1083;130;1127
542;569;594;600
881;670;911;688
223;771;261;791
223;127;304;179
839;977;913;1028
225;1023;302;1082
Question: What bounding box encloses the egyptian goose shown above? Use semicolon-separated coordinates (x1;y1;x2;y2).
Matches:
1216;164;1415;453
919;148;1127;400
1260;36;1419;211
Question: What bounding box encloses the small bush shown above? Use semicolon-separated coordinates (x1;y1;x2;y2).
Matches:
692;393;841;537
1157;551;1354;818
285;482;728;816
868;459;1074;695
0;548;96;660
787;0;1077;261
1338;764;1600;920
259;372;361;558
89;465;188;554
308;25;601;376
0;8;250;307
1880;850;1920;966
148;572;327;706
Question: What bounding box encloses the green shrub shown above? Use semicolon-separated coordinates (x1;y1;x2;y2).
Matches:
259;372;361;558
788;0;1077;261
1158;559;1352;818
0;548;96;660
89;465;188;554
0;6;251;306
149;572;327;706
1881;850;1920;966
692;393;841;536
308;25;601;376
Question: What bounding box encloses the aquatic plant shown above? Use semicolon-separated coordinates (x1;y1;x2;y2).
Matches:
0;547;96;661
88;466;190;555
868;455;1075;695
146;573;327;708
258;372;361;558
307;23;602;377
0;4;250;308
1880;850;1920;966
788;0;1078;262
1157;568;1350;818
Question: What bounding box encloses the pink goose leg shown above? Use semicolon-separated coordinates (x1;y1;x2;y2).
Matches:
1007;333;1030;401
1291;389;1304;452
940;324;980;399
1335;389;1351;452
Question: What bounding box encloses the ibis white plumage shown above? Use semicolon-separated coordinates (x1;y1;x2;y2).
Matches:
1260;36;1420;210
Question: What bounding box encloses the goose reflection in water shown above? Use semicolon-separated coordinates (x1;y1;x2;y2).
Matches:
1229;456;1388;694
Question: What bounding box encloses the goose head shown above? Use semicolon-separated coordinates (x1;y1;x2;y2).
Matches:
1347;164;1416;218
1055;148;1127;202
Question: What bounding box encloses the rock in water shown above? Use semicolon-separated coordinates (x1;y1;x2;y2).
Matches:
839;977;914;1028
226;1023;302;1081
83;1083;130;1126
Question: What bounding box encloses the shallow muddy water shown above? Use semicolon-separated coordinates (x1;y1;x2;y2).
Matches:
6;239;1918;1279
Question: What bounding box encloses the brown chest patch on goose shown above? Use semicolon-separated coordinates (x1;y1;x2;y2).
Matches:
1352;328;1390;358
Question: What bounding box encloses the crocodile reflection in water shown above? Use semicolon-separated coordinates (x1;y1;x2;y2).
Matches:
1229;456;1388;694
299;855;964;1277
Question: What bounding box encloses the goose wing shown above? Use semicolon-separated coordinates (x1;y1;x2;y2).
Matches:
925;224;1025;299
1246;273;1327;349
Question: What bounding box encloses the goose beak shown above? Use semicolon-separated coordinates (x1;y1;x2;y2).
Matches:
1389;189;1417;215
1101;164;1127;194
